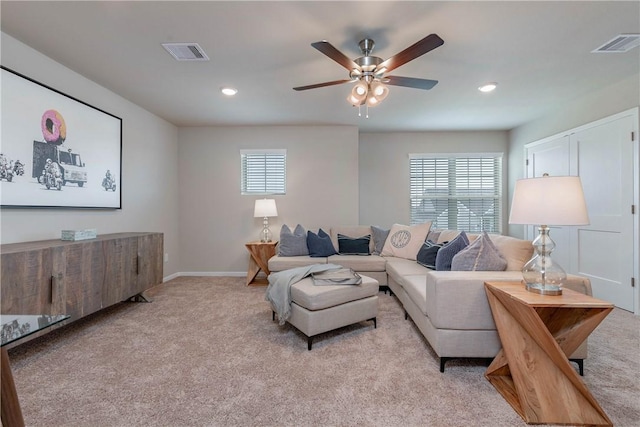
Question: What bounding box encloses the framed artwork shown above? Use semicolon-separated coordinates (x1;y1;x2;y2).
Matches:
1;66;122;209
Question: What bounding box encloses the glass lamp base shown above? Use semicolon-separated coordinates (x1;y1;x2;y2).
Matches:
524;281;562;295
521;225;565;296
260;217;272;243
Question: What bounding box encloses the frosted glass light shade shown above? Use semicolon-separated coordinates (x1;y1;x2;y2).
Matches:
347;81;368;106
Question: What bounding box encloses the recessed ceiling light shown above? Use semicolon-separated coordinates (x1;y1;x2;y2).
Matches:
221;87;238;96
478;83;498;93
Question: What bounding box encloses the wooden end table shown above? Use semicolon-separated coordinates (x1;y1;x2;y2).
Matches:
484;281;614;426
245;241;277;286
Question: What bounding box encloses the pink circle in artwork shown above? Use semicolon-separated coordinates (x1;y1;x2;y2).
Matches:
41;110;67;144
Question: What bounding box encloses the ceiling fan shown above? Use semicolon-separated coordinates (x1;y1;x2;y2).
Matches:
293;34;444;111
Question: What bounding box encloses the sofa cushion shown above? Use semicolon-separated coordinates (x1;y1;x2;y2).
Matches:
291;276;379;311
451;231;507;271
337;233;371;255
371;226;390;255
488;234;534;271
327;254;386;272
385;256;430;286
435;229;464;244
435;231;469;271
402;275;429;316
307;229;337;257
380;222;432;261
268;255;326;271
330;226;375;254
416;240;442;270
278;224;309;256
424;271;526;330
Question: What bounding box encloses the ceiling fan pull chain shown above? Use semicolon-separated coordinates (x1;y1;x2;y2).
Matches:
366;105;369;119
358;105;362;117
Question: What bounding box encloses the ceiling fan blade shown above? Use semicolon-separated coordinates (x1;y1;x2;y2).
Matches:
385;76;438;90
377;34;444;73
311;41;360;71
293;79;353;91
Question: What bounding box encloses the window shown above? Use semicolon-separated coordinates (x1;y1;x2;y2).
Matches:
409;153;503;233
240;149;286;195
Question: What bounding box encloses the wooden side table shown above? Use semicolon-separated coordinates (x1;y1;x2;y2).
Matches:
484;281;614;426
245;241;277;286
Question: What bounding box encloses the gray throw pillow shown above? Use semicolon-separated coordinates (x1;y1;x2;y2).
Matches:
451;231;507;271
278;224;309;256
371;226;390;255
435;231;469;271
307;229;337;257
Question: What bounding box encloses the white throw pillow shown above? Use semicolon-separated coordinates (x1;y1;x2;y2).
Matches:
380;222;432;260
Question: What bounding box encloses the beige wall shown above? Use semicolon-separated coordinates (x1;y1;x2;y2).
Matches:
0;33;181;278
358;131;510;230
4;31;637;277
177;125;359;273
508;74;640;237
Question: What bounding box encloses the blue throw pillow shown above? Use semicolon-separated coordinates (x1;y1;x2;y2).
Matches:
278;224;309;256
435;231;469;271
416;240;442;270
337;233;371;255
307;229;337;257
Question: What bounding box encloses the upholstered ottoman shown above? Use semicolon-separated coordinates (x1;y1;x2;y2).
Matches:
278;275;379;350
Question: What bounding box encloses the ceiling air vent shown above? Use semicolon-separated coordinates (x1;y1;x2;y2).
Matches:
162;43;210;61
592;34;640;53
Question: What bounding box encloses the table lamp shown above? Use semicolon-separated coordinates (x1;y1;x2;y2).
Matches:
509;174;589;295
254;199;278;243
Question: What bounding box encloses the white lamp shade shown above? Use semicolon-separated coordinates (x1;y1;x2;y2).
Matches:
254;199;278;218
509;176;589;225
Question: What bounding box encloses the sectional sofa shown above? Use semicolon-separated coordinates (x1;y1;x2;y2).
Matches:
268;225;592;372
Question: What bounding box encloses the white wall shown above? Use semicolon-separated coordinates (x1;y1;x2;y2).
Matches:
0;33;180;278
508;74;640;238
177;125;359;273
358;131;510;229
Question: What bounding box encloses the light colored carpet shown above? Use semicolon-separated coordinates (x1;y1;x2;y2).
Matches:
7;276;640;426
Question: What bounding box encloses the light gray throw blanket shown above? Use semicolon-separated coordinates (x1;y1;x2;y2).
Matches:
265;263;342;325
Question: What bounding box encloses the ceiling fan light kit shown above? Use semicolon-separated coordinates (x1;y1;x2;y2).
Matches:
294;34;444;118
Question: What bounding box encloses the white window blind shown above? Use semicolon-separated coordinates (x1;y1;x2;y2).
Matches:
409;154;503;233
241;149;286;195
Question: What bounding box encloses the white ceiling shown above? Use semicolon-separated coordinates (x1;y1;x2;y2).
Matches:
1;1;639;132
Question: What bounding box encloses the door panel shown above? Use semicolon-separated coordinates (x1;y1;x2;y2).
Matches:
574;117;634;310
527;135;570;179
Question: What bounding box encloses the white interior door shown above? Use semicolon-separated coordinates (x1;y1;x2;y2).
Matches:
573;116;635;311
525;113;636;312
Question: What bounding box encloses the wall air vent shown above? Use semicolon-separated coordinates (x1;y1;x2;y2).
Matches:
592;34;640;53
162;43;210;61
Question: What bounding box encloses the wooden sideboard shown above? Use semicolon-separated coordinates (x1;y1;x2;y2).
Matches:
1;232;163;344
